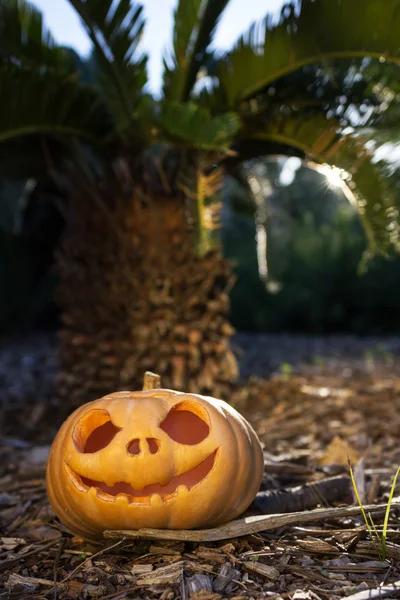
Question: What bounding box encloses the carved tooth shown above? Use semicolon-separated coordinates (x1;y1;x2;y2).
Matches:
115;494;130;505
150;493;163;507
176;484;189;498
96;489;114;502
87;486;99;501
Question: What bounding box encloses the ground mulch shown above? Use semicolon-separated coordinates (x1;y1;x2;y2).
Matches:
1;354;400;599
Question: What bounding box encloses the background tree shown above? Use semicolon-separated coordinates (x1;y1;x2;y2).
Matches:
222;158;400;334
0;0;399;407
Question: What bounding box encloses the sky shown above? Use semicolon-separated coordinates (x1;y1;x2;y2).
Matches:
32;0;286;94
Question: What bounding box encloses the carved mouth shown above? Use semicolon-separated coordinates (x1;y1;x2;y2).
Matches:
65;449;218;504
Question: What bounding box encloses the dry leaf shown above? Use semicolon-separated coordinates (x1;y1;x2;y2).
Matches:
319;435;360;466
0;537;26;551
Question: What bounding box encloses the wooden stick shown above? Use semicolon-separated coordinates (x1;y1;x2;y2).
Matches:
142;372;161;391
254;475;352;514
104;502;397;543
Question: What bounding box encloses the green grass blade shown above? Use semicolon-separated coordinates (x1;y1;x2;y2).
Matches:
367;512;383;559
348;458;382;558
382;466;400;560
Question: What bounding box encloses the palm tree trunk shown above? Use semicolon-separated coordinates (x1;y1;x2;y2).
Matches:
55;193;238;408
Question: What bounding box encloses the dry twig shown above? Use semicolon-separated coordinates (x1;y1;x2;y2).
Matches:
104;502;396;542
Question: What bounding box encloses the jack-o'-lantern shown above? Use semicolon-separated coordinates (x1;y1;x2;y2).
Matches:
46;373;263;539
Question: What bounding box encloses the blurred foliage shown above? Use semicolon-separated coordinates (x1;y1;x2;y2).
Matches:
0;181;63;332
222;162;400;334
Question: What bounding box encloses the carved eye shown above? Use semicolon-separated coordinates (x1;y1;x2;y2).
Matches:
160;401;210;445
73;409;121;453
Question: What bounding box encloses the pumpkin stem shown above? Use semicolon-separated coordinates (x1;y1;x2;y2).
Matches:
142;371;161;390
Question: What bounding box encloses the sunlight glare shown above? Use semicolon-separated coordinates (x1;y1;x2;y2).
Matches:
322;165;347;189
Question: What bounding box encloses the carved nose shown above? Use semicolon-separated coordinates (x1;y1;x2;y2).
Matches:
127;438;159;455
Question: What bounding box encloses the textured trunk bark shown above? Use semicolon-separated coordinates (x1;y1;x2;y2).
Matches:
55;194;238;410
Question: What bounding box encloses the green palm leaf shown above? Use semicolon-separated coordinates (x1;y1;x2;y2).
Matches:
237;109;400;258
67;0;147;130
218;0;400;108
328;133;400;261
0;62;114;144
163;0;229;102
158;101;239;151
0;0;73;70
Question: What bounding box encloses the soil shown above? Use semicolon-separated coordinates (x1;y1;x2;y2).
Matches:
1;332;400;599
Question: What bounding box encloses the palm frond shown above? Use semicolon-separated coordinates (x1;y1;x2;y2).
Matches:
262;59;400;132
328;133;400;262
163;0;229;102
0;0;73;70
67;0;147;130
218;0;400;108
157;101;239;151
235;109;400;258
0;62;114;145
195;78;230;115
240;111;341;161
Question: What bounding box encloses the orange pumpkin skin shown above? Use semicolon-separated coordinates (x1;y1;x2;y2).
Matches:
46;389;263;539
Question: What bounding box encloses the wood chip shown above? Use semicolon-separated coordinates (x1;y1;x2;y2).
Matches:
213;564;241;592
244;561;280;580
5;573;53;592
186;573;213;593
296;537;339;554
136;561;183;585
131;564;153;576
150;543;183;555
186;573;222;599
195;549;226;564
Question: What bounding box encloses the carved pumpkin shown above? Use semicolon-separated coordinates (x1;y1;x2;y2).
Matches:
46;374;263;539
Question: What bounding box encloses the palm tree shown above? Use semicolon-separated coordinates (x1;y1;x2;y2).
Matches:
0;0;399;406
